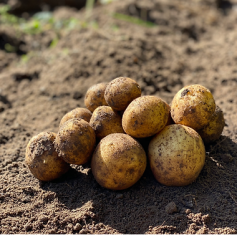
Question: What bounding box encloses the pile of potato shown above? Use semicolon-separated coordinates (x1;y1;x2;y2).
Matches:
25;77;225;189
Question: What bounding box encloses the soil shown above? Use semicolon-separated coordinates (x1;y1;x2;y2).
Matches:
1;0;237;234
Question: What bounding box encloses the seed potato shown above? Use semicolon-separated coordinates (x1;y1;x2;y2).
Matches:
171;84;216;130
148;124;206;186
84;83;108;112
122;96;169;138
198;106;225;145
91;133;147;190
55;118;96;165
89;106;124;139
25;132;70;181
59;107;92;127
104;77;141;111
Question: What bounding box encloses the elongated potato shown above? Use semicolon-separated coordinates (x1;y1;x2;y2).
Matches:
25;132;70;181
148;124;206;186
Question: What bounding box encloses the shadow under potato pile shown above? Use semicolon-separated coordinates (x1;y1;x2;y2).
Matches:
0;0;237;233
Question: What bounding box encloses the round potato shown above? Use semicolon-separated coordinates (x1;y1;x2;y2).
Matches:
148;124;206;186
198;106;225;145
104;77;141;111
91;133;147;190
171;84;216;130
25;132;70;181
59;107;92;127
84;83;108;112
122;96;169;138
89;106;124;139
55;118;96;165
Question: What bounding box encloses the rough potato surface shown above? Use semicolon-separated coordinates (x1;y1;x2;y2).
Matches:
148;124;206;186
171;84;216;130
55;118;96;165
104;77;141;111
89;106;124;139
122;96;169;138
91;133;147;190
25;132;70;181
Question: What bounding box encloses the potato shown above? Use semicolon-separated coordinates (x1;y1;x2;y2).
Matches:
198;106;225;145
122;96;169;138
59;107;92;127
84;83;108;112
89;106;124;139
148;124;206;186
171;84;216;130
55;118;96;165
91;133;147;190
25;132;70;181
104;77;141;111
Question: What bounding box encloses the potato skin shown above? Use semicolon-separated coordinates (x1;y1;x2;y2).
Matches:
198;106;225;145
171;84;216;130
59;107;92;127
84;83;108;112
91;133;147;190
25;132;70;181
89;106;124;139
122;96;169;138
104;77;141;111
148;124;206;186
55;118;96;165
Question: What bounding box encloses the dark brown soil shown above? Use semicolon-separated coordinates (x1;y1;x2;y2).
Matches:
1;0;237;233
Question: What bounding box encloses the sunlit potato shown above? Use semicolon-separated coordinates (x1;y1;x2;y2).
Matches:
148;124;206;186
91;133;147;190
171;84;216;130
55;118;96;165
122;96;169;138
89;106;124;139
84;83;108;112
197;106;225;145
25;132;70;181
59;107;92;127
104;77;141;111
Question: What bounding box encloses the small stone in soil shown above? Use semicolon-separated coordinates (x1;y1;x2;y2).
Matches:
165;201;177;214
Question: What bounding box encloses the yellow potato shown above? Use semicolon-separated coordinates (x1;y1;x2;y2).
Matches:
55;118;96;165
59;107;92;127
25;132;70;181
198;106;225;144
148;124;206;186
122;96;169;138
104;77;141;111
171;84;216;130
84;83;108;112
89;106;124;139
91;133;147;190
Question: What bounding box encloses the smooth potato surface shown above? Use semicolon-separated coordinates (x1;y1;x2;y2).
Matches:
91;133;147;190
89;106;124;139
55;118;96;165
122;96;169;138
84;83;108;112
104;77;141;111
171;84;216;130
148;124;206;186
25;132;70;181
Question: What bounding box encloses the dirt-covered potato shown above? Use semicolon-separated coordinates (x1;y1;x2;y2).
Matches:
84;83;108;112
25;132;70;181
91;133;147;190
171;84;216;130
122;96;169;138
89;106;124;139
104;77;141;111
59;107;92;127
198;106;225;145
148;124;206;186
55;118;96;165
